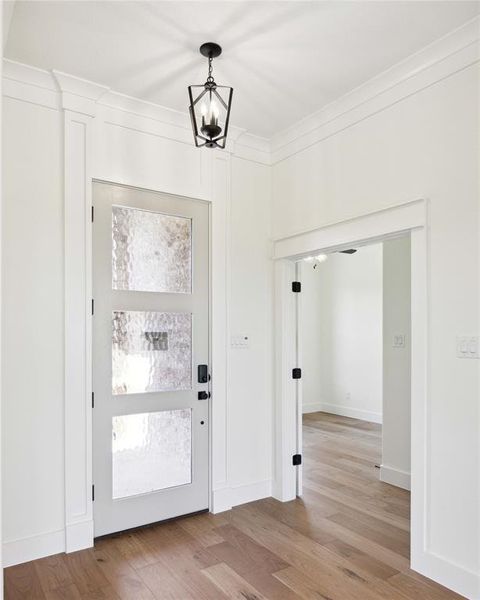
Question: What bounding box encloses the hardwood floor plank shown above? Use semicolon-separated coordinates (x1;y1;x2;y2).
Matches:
137;560;206;600
5;562;46;600
33;554;73;593
177;512;227;547
92;538;156;599
202;562;268;600
388;572;467;600
44;583;83;600
63;548;111;598
322;539;399;580
213;524;289;574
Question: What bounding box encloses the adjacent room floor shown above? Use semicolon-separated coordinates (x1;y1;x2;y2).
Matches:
4;413;463;599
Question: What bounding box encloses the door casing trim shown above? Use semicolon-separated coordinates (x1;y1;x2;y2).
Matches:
272;198;428;576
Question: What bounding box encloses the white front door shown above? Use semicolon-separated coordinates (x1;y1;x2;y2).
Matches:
93;182;210;537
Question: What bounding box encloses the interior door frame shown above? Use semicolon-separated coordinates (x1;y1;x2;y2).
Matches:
65;175;215;552
272;198;428;576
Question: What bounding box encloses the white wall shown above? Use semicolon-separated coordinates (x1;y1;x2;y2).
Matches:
228;157;272;492
2;98;65;555
381;236;411;490
1;62;273;565
272;46;479;597
301;245;383;423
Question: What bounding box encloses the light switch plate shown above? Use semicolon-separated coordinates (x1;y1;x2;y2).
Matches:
393;334;406;348
231;334;250;349
456;336;479;359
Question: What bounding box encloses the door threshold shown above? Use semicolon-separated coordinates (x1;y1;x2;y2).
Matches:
94;508;209;541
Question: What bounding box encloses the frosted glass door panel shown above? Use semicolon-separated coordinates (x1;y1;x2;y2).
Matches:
112;311;192;395
112;206;192;293
112;409;192;499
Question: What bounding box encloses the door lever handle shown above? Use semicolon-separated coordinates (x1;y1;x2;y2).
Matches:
198;391;210;400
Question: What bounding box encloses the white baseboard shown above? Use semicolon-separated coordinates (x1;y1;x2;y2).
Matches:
412;548;480;600
303;402;382;424
3;528;65;567
380;465;411;491
66;519;94;553
211;486;232;514
212;480;271;514
302;402;325;414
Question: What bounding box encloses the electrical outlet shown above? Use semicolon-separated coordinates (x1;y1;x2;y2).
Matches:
393;334;406;348
231;334;250;349
457;336;479;359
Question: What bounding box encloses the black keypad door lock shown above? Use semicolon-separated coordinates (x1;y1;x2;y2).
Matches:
198;391;210;400
198;364;209;383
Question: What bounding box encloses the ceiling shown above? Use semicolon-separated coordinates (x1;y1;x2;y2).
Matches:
5;1;480;138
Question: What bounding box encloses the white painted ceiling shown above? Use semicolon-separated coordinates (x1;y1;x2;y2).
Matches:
5;1;480;137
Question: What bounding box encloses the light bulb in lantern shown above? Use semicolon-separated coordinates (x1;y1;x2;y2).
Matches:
200;103;207;128
200;98;222;140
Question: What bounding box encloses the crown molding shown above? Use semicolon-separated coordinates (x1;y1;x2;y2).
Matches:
52;69;110;115
4;15;479;166
270;16;480;163
2;58;269;163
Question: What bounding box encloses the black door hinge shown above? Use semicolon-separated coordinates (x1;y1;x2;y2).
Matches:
292;454;302;466
292;368;302;379
292;281;301;293
92;484;95;501
91;392;95;409
91;299;95;316
91;206;94;223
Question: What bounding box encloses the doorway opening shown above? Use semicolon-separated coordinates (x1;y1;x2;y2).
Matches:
297;236;412;564
299;236;411;488
272;199;428;576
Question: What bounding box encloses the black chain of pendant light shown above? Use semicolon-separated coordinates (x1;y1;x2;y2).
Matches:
188;42;233;149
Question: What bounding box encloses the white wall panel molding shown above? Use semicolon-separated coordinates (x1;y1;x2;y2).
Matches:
63;107;95;553
210;152;231;501
270;16;480;163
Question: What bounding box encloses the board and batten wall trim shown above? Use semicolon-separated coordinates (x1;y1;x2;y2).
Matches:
53;70;109;554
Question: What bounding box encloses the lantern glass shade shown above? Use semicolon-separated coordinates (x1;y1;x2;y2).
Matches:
188;83;233;149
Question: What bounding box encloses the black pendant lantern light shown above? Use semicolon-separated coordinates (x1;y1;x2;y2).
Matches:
188;42;233;149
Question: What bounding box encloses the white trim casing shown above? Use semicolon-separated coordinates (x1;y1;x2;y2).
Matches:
272;259;297;502
56;71;105;554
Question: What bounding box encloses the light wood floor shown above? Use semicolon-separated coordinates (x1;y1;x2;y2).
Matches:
5;412;464;599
